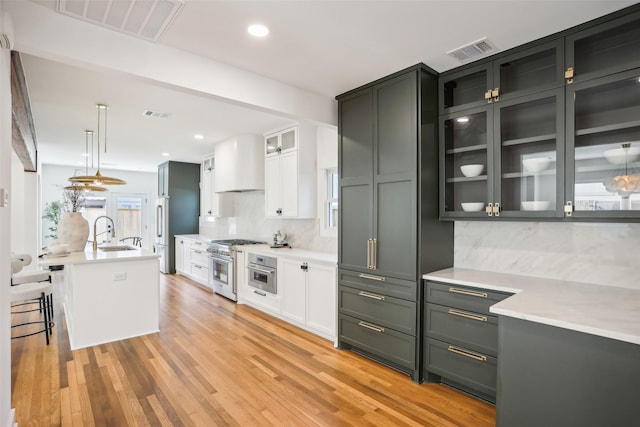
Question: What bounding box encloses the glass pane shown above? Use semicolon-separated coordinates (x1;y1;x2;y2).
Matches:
500;47;557;94
281;129;296;151
499;96;557;212
443;111;489;213
573;75;640;211
443;70;487;109
213;260;229;284
117;196;142;243
330;170;339;198
328;201;339;228
84;197;108;245
266;135;279;155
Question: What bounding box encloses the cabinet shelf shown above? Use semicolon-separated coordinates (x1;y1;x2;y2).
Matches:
502;170;556;179
446;144;488;155
502;133;556;147
576;119;640;137
446;175;488;183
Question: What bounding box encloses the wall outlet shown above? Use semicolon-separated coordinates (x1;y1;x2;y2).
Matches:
112;272;126;281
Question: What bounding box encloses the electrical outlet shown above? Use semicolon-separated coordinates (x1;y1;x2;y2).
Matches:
0;188;8;207
112;272;126;281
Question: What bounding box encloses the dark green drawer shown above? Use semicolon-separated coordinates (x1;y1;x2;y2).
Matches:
339;268;417;301
339;285;416;335
425;281;511;315
424;337;497;400
425;303;498;357
339;313;416;371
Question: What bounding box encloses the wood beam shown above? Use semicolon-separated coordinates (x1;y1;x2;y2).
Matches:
11;51;37;172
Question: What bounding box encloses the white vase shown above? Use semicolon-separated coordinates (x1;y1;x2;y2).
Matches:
57;212;90;252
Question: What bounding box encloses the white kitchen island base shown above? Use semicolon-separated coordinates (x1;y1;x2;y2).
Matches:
43;248;160;350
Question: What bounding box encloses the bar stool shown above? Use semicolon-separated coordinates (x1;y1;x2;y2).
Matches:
10;259;55;345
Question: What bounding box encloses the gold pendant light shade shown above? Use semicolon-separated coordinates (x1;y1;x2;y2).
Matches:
68;104;126;186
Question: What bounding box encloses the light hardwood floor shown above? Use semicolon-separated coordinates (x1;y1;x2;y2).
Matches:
11;272;496;426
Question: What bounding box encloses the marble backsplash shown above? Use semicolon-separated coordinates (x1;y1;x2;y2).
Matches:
199;191;337;253
454;221;640;289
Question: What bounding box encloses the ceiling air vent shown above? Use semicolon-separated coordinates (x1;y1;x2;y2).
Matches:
447;38;497;63
56;0;184;42
143;110;170;119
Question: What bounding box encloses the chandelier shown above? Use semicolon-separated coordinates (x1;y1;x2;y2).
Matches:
65;130;107;192
68;104;126;186
602;143;640;197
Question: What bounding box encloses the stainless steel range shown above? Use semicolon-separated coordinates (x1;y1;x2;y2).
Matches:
206;239;264;301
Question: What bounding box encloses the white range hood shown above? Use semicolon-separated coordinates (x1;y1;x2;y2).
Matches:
214;134;264;192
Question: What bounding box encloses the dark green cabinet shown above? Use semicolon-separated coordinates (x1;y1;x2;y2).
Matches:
440;5;640;221
424;281;511;403
337;65;453;382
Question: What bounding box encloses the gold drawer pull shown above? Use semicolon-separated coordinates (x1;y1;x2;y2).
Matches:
358;321;385;333
449;287;487;298
358;291;385;301
448;309;487;322
359;273;386;282
447;345;487;362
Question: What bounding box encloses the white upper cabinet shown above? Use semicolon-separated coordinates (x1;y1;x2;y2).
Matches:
201;156;233;217
264;124;317;218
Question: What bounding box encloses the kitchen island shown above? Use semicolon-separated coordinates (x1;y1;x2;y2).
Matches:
40;246;160;350
423;268;640;426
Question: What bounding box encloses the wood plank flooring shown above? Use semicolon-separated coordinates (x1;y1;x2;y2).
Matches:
11;272;496;426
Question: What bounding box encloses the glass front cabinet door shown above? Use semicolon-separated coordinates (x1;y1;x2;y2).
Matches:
565;69;640;219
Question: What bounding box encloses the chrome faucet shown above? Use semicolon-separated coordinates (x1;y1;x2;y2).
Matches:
93;216;116;251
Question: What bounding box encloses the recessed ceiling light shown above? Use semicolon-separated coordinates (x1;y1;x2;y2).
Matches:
194;134;204;140
161;152;170;157
248;24;269;37
456;117;470;123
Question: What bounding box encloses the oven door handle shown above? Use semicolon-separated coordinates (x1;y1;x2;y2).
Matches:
248;265;276;275
209;254;233;263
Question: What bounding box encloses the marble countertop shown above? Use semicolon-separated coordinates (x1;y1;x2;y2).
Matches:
174;234;212;242
244;244;337;265
423;268;640;346
39;246;159;266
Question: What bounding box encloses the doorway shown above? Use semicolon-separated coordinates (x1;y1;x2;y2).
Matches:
85;193;147;248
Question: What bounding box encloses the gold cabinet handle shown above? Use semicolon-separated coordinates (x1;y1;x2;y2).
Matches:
484;89;493;103
448;308;487;322
366;239;371;269
358;291;385;301
447;345;487;362
485;202;493;217
491;87;499;101
565;67;574;84
564;201;573;217
358;273;386;282
449;287;488;298
358;321;385;333
493;202;500;217
371;238;377;270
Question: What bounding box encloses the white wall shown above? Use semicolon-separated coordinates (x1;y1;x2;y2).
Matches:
454;221;640;289
10;150;38;260
41;164;157;250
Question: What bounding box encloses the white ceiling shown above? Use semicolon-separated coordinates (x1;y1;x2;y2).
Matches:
12;0;637;173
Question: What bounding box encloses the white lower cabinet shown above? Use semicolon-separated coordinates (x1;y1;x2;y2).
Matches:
175;237;210;288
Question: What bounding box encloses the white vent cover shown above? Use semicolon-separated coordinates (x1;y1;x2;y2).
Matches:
56;0;184;42
143;110;170;119
447;38;497;63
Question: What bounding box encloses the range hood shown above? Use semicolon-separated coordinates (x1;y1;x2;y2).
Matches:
214;134;264;192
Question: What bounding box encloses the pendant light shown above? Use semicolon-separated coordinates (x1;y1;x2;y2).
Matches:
68;104;126;186
65;130;107;192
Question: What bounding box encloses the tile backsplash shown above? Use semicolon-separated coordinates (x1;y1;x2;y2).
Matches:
454;221;640;289
199;191;337;253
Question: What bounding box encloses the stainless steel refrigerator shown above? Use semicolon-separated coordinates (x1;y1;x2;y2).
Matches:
155;161;201;274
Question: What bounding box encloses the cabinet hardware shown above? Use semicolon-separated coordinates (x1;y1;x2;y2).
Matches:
485;89;493;103
359;273;386;282
371;239;377;270
486;202;493;217
493;202;501;217
207;210;212;215
358;291;385;301
564;201;573;217
565;67;574;84
300;262;308;271
448;309;487;322
193;250;202;254
276;208;283;215
366;239;372;269
449;287;488;298
254;290;267;297
447;345;487;362
193;265;202;269
491;87;500;102
358;321;385;333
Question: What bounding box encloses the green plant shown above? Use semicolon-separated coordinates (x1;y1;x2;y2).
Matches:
43;200;63;239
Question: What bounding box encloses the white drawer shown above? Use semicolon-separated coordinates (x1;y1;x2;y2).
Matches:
190;248;209;266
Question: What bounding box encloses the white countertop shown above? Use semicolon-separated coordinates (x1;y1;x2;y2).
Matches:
174;234;211;242
423;268;640;346
39;246;159;266
245;244;337;265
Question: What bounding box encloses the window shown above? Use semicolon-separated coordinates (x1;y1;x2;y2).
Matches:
326;168;339;230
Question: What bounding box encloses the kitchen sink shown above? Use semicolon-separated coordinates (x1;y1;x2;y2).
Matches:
98;245;138;252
